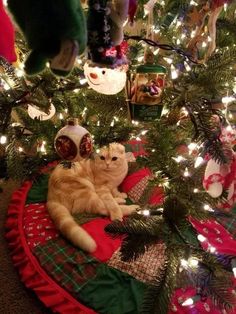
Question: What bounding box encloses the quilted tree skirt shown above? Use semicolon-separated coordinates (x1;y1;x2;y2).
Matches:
5;163;236;314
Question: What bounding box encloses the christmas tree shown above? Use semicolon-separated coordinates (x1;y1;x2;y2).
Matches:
1;0;236;313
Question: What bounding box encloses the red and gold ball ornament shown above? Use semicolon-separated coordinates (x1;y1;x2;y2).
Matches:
54;119;93;161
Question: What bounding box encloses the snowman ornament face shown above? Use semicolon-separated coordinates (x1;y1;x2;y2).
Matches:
84;62;127;95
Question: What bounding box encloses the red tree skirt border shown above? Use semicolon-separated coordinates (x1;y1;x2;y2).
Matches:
5;181;96;314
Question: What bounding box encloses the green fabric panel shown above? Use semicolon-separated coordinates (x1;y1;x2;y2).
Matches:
78;263;146;314
26;173;49;204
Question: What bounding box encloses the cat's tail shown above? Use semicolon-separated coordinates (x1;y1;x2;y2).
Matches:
46;201;97;253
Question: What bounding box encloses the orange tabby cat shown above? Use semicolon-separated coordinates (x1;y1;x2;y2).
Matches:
47;142;138;253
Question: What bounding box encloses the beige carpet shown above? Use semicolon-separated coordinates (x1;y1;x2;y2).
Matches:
0;180;52;314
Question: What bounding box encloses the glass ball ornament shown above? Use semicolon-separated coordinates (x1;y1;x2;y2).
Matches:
84;61;127;95
54;119;93;161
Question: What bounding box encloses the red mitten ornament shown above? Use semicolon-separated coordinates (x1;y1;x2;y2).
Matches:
0;0;16;62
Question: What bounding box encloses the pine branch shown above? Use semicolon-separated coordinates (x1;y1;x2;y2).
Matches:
141;250;179;314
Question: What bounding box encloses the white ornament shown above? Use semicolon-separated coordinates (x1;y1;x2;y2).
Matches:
28;104;56;121
204;159;223;198
54;119;93;161
84;62;127;95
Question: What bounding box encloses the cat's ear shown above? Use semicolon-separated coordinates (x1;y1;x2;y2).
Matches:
126;152;136;162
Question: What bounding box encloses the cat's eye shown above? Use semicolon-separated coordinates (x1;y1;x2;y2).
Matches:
100;156;105;160
112;157;118;161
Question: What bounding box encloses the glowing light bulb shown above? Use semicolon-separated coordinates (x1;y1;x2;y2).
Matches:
172;155;185;163
79;78;87;85
182;298;194;306
194;156;204;168
197;234;206;242
18;147;23;152
58;113;64;120
180;259;188;267
171;65;178;79
190;0;197;5
222;96;235;104
137;56;144;62
193;188;199;193
143;209;150;216
0;135;7;144
163;57;173;64
188;142;197;151
232;268;236;278
202;41;207;48
184;61;191;72
110;120;115;127
153;49;159;55
16;69;24;77
188;258;199;268
204;204;214;212
74;89;79;93
209;245;216;253
3;82;10;90
183;168;190;177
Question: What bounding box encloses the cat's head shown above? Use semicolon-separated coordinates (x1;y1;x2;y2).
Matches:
94;142;128;171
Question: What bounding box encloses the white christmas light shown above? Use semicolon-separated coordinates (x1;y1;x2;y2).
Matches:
171;64;178;79
143;209;150;216
190;0;198;5
74;89;79;93
197;234;206;242
204;204;214;212
182;298;194;306
232;268;236;278
180;259;188;267
194;156;204;168
183;168;190;177
209;245;216;253
137;56;144;62
184;61;191;72
188;258;199;268
58;113;64;120
222;96;235;104
153;48;160;55
79;78;87;85
172;155;185;163
0;135;7;144
76;58;83;64
18;147;24;152
16;69;24;77
164;57;173;64
188;142;197;151
202;41;207;48
3;82;10;90
193;188;199;193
